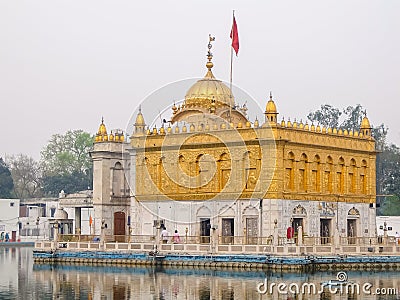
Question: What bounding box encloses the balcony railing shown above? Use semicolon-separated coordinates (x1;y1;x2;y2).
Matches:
55;234;397;247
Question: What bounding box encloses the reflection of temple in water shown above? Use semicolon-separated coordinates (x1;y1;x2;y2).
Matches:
29;264;400;300
2;248;400;300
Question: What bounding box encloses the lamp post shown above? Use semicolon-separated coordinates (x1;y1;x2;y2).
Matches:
36;217;40;240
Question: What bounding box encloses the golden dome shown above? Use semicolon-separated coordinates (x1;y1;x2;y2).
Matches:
135;107;145;126
185;72;234;108
360;116;371;129
97;117;107;135
266;93;277;114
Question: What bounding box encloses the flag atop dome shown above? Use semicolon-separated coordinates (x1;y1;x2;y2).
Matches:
230;13;239;55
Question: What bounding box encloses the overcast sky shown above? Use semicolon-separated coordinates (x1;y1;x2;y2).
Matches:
1;1;399;160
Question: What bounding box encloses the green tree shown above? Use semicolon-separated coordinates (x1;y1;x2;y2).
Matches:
42;171;91;195
379;196;400;216
307;104;342;128
40;130;93;196
340;104;364;130
307;104;388;143
0;158;14;198
8;154;42;199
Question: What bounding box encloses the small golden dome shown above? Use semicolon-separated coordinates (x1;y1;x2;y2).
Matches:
311;124;315;131
103;135;108;141
152;127;158;135
115;134;120;142
221;123;226;129
190;124;195;132
160;127;165;135
338;128;343;135
245;121;251;128
354;131;359;137
304;123;309;130
322;127;327;134
266;93;277;114
328;127;332;134
120;134;124;142
344;129;349;136
254;118;259;128
293;120;298;128
182;124;187;133
237;122;243;129
146;128;151;135
135;108;145;126
205;123;210;131
333;128;338;134
360;116;371;129
109;132;114;141
287;119;292;127
97;117;107;136
316;125;321;132
213;123;218;130
349;130;354;136
280;119;285;127
167;125;172;134
174;126;180;133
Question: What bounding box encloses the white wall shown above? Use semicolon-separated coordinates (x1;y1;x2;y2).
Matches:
376;216;400;236
0;199;20;240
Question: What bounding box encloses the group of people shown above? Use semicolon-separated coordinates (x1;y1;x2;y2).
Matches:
160;226;181;244
0;232;10;242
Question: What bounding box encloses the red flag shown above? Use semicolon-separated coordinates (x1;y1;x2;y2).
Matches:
89;215;93;226
230;16;239;56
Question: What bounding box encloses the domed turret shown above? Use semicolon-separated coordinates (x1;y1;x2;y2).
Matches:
264;92;278;126
134;107;146;136
360;113;372;138
95;117;108;143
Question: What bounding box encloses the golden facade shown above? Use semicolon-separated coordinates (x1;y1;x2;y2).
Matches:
92;36;377;240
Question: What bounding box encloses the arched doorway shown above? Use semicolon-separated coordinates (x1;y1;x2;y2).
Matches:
114;212;126;242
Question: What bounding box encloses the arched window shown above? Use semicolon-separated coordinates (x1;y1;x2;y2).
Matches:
348;159;357;193
243;151;257;190
298;153;308;191
325;156;333;193
360;160;367;194
337;157;345;193
218;153;231;191
311;155;321;192
112;162;124;197
285;152;295;190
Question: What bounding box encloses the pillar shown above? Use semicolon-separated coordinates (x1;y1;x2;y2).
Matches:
75;207;82;235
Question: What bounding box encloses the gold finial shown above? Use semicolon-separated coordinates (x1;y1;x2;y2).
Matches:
254;117;260;128
205;34;215;76
172;102;178;115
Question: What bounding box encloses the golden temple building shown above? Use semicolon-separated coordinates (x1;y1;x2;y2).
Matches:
91;37;376;245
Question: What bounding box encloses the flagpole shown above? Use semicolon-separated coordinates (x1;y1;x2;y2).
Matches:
229;10;234;124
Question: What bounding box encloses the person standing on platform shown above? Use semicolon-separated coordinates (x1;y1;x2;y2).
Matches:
161;226;169;244
173;230;181;244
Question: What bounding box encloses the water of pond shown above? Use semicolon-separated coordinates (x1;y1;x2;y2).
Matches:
1;246;399;299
